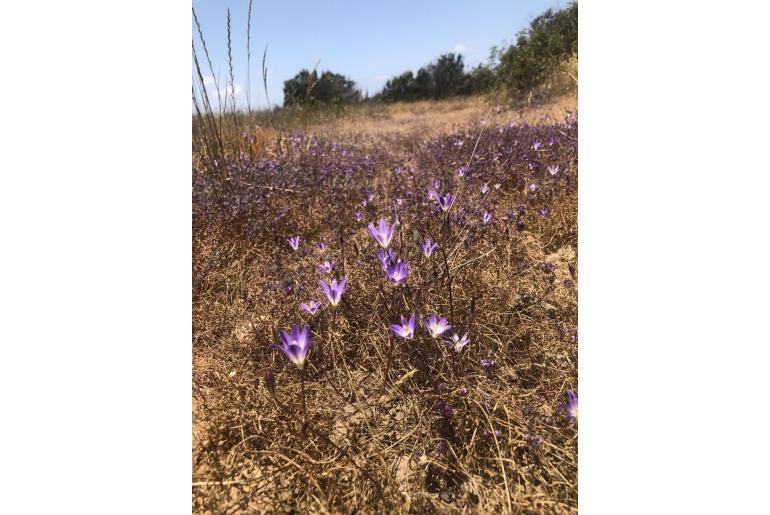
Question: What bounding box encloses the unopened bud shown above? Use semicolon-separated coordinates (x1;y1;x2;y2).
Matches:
263;368;276;398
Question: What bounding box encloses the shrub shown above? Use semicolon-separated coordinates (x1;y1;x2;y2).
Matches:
496;2;578;95
283;69;362;107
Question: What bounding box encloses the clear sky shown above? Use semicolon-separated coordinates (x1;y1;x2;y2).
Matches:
192;0;565;109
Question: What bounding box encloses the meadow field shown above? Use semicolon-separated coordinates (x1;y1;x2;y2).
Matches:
192;91;578;513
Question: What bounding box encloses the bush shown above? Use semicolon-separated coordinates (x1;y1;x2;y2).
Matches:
496;2;577;95
283;69;362;107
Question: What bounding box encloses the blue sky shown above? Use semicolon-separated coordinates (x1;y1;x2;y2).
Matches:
192;0;565;109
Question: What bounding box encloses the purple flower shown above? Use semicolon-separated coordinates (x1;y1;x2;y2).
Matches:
528;183;539;192
318;260;335;274
287;236;300;251
319;277;347;307
538;207;550;217
423;314;451;338
458;387;468;397
300;300;321;315
317;241;326;252
436;440;448;453
547;165;560;175
421;238;438;257
493;183;501;190
480;358;495;370
436;193;456;212
542;261;554;273
532;140;542;150
447;333;470;352
367;218;397;248
482;211;492;224
377;248;393;270
480;183;490;194
526;434;543;450
272;324;311;369
389;314;416;339
562;389;578;421
427;189;438;201
354;210;364;222
458;165;468;177
386;260;409;286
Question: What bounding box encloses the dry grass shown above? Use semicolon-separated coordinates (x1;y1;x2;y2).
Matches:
193;95;577;513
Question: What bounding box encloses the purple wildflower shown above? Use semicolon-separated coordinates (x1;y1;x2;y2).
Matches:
436;193;456;212
317;241;326;252
447;333;470;352
367;218;397;248
562;389;578;421
482;211;492;224
538;207;550;217
319;277;347;307
528;183;539;193
458;165;468;177
300;300;321;315
389;314;416;339
547;165;560;175
480;183;490;194
421;238;438;257
377;248;393;270
533;140;542;150
436;440;448;453
458;387;468;397
287;236;300;251
272;324;311;369
423;314;451;338
354;210;364;222
526;434;544;450
385;260;409;286
318;260;335;274
480;358;495;370
542;261;554;273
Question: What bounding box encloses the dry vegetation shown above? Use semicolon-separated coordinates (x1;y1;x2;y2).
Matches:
193;93;577;513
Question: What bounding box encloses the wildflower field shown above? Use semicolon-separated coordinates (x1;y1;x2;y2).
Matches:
193;101;578;512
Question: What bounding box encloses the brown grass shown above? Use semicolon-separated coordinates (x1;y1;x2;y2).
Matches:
193;94;577;513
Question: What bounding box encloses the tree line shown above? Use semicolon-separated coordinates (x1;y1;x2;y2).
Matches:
282;2;577;107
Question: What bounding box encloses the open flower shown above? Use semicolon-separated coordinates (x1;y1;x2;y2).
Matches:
421;238;438;257
385;260;409;286
547;165;560;175
319;277;347;307
354;210;364;222
300;300;321;315
367;218;397;248
423;314;451;338
482;211;492;224
447;333;470;352
318;260;335;274
272;325;311;369
538;207;550;217
480;358;495;370
562;389;578;421
287;236;300;251
436;193;456;212
389;314;415;339
480;183;490;194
